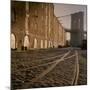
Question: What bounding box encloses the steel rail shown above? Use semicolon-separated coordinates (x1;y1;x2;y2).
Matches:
30;51;71;83
71;50;79;85
30;54;75;69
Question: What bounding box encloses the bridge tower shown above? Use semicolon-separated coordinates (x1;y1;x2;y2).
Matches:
71;12;84;47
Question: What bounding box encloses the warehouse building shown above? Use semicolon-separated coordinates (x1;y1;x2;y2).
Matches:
11;1;66;50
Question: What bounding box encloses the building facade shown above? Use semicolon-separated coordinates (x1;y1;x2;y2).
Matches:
11;1;66;50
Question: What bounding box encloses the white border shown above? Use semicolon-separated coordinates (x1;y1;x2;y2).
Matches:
0;0;10;90
13;0;87;5
0;0;89;90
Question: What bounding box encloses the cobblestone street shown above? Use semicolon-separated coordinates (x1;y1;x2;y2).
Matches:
11;48;87;89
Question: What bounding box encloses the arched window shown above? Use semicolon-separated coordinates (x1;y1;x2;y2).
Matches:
78;18;81;29
54;41;57;48
24;35;30;48
41;40;43;48
11;33;15;49
45;40;47;48
50;41;52;47
49;41;50;48
34;38;37;48
11;8;16;23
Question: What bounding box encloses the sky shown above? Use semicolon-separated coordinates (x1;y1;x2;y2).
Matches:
54;3;87;31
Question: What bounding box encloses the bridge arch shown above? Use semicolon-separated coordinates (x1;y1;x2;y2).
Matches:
45;40;47;48
50;41;53;47
11;33;16;49
41;40;43;48
34;38;37;48
24;35;30;48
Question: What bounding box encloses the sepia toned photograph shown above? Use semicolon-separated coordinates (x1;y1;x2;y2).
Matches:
11;0;87;89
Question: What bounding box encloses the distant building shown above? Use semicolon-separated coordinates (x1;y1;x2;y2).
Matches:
11;1;66;50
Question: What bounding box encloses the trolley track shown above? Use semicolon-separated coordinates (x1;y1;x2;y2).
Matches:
11;49;81;89
72;51;79;85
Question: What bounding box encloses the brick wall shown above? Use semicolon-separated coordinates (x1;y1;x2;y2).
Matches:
11;1;66;49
